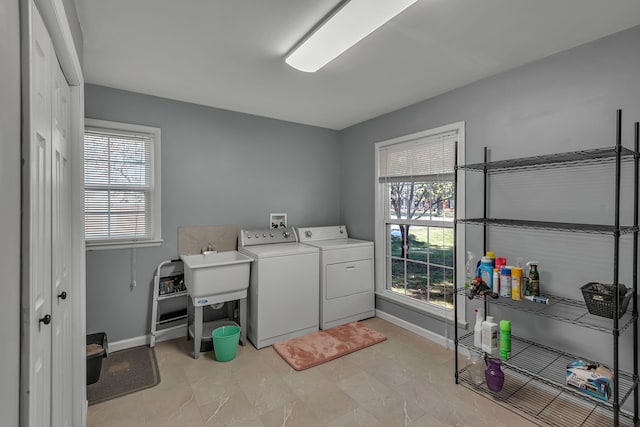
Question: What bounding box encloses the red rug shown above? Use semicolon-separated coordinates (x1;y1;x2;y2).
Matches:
273;322;386;371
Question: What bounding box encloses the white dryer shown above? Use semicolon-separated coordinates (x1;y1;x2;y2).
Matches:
297;225;374;329
238;227;319;349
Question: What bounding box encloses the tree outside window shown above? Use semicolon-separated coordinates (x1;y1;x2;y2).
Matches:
388;181;455;308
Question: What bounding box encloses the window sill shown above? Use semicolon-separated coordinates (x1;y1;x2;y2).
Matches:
86;239;163;251
375;289;467;327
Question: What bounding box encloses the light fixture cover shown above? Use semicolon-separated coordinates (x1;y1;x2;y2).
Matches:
286;0;418;72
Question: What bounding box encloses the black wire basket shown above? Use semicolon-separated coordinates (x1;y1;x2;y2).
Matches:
580;282;633;319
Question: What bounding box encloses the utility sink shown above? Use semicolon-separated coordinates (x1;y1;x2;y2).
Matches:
180;251;253;299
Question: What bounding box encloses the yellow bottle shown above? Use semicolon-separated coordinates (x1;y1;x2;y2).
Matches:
511;267;523;300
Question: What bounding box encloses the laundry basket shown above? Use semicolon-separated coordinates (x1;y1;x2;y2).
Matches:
580;282;633;319
212;325;241;362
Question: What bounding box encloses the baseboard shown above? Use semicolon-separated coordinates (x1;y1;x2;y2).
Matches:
109;326;188;352
108;335;149;352
112;316;457;353
375;309;457;350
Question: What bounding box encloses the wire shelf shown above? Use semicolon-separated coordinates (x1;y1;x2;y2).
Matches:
157;291;187;301
457;146;637;173
456;217;638;235
457;288;636;334
457;368;635;427
455;114;640;425
458;331;636;411
156;314;188;325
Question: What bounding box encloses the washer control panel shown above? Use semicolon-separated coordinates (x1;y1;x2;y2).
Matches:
239;227;298;247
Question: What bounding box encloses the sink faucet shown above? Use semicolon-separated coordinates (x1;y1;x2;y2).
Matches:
201;243;217;255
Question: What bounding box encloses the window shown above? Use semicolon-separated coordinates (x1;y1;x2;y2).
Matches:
375;122;465;317
84;119;162;249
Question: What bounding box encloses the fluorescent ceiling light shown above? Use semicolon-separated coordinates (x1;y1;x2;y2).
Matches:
286;0;418;73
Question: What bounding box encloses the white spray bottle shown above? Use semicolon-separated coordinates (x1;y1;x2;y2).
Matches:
465;251;476;288
473;308;482;348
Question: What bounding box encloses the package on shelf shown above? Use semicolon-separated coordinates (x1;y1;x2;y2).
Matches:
159;274;185;295
566;359;613;401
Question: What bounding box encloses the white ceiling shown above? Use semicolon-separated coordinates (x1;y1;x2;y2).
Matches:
76;0;640;130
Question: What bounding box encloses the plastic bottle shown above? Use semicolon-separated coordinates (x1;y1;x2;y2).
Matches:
526;261;540;296
479;256;494;291
499;267;512;298
494;257;506;294
492;269;500;295
465;252;476;289
511;267;523;300
499;320;511;360
481;316;498;356
474;308;482;348
485;251;496;267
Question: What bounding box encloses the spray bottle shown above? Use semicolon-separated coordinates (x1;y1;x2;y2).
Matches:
474;308;482;348
465;252;476;289
526;261;540;297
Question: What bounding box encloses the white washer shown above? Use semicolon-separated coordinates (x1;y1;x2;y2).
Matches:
238;227;319;349
297;225;374;329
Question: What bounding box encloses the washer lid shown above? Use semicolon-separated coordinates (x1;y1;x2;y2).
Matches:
239;242;318;258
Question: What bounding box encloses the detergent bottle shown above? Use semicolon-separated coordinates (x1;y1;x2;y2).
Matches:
478;256;494;291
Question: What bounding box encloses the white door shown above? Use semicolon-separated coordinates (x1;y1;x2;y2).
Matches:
51;58;73;427
22;2;53;425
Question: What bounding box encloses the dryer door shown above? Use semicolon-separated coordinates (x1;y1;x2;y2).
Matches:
326;259;373;299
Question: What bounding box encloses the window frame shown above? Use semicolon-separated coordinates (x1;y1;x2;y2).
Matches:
374;121;466;323
84;118;162;250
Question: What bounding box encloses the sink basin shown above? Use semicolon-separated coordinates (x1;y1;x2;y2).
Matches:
181;251;253;299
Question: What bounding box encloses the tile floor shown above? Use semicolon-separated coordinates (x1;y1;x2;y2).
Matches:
87;318;540;427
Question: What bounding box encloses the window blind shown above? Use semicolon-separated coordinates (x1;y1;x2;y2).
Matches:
84;128;154;241
378;131;457;183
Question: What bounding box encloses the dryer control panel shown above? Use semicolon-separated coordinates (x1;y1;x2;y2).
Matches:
298;225;348;242
238;227;298;247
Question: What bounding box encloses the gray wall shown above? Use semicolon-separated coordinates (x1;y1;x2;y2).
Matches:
84;85;340;342
339;25;640;376
0;0;21;425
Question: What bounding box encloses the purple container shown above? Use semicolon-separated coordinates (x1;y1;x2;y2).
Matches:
485;358;505;392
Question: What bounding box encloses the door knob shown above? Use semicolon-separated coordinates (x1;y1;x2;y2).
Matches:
39;314;51;325
58;291;67;300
